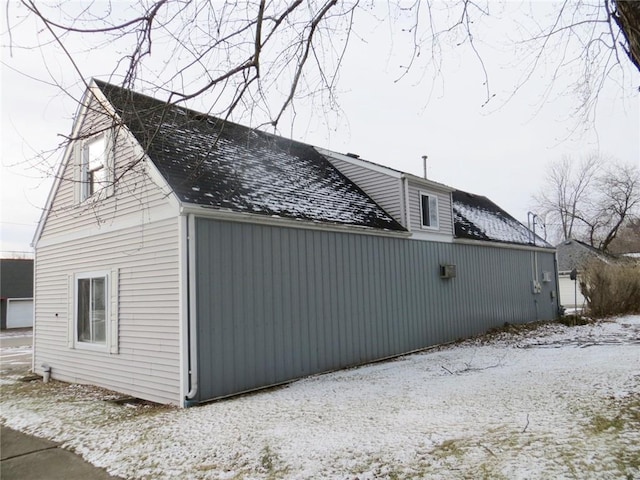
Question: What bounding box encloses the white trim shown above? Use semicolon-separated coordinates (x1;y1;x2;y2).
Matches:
454;237;556;253
402;176;411;230
32;253;37;371
403;173;454;193
73;270;111;352
178;214;189;406
418;191;439;231
409;231;454;243
109;268;119;354
33;80;109;247
35;203;176;248
124;127;182;213
316;147;402;178
179;205;412;239
185;214;198;402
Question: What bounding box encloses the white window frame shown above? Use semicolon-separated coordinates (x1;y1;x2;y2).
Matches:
75;131;114;203
69;269;118;353
419;191;439;230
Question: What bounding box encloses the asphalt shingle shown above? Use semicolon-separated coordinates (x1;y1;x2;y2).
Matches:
95;80;405;232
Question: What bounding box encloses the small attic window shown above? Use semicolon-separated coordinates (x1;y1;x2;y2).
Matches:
420;193;439;229
81;136;108;200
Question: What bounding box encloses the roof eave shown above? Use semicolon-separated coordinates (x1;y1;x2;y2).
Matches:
453;236;555;252
179;203;411;238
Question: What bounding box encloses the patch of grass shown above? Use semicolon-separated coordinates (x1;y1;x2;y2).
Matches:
590;414;625;434
431;439;464;458
558;314;592;327
257;444;289;479
581;393;640;478
260;445;274;472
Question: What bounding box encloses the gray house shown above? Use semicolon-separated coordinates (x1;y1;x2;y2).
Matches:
33;80;558;406
1;258;34;329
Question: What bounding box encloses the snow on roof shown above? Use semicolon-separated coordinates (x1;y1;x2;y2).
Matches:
452;190;550;247
94;81;404;232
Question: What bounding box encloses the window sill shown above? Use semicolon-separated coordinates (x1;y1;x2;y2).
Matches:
74;341;109;352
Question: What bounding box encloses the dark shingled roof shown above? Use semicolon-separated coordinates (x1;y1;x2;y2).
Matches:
95;80;405;232
452;190;550;247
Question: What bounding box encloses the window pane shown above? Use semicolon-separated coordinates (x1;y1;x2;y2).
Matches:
77;276;106;345
421;195;431;226
82;137;106;198
429;196;438;228
77;278;91;342
87;137;105;171
92;277;106;344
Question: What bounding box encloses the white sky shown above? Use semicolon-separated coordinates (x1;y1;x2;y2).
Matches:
1;1;638;255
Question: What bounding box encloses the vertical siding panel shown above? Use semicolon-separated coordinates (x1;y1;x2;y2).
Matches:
194;219;558;402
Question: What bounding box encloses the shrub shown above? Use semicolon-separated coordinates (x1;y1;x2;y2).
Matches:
580;261;640;318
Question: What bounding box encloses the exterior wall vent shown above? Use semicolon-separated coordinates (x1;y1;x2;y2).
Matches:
440;264;456;279
542;271;552;283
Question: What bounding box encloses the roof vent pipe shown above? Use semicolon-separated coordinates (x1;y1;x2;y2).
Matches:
422;155;428;179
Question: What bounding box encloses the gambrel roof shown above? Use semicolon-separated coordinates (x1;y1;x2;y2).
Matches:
94;80;405;232
452;190;551;247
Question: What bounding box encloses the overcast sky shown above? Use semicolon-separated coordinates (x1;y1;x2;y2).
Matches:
1;1;638;255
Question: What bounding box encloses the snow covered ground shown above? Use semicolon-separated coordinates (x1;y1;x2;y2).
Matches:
1;316;639;479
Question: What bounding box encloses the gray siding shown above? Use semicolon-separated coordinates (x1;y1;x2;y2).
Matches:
328;157;404;224
194;218;557;402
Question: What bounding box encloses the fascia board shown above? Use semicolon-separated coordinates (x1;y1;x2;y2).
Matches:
32;82;98;247
403;173;455;193
315;147;402;179
453;237;556;253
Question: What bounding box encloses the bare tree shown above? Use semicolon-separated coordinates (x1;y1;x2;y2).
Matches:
2;1;639;194
5;1;640;128
535;155;640;251
534;154;600;241
607;218;640;253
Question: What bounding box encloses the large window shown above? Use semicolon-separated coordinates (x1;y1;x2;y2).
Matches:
81;136;108;200
420;193;439;229
77;274;107;345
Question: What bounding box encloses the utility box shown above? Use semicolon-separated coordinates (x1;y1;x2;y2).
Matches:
440;264;457;279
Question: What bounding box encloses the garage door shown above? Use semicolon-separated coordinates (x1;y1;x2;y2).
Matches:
7;299;33;328
558;276;586;308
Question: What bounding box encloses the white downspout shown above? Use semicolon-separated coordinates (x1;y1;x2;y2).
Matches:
185;214;198;401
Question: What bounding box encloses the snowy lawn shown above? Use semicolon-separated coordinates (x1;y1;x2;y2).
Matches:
1;316;639;479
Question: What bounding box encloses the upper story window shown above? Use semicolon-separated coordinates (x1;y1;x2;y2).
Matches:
420;193;439;229
81;135;108;200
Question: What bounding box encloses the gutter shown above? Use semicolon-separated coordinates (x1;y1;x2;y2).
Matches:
179;204;411;239
453;237;556;253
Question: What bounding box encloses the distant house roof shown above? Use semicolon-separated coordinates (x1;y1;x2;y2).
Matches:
452;190;550;247
0;259;33;299
94;80;405;232
555;239;616;272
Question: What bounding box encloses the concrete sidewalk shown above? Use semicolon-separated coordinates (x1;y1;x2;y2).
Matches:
1;425;121;479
